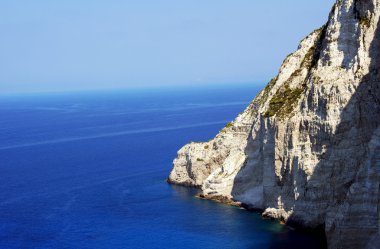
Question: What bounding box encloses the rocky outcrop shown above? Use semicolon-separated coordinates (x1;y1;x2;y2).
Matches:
168;0;380;248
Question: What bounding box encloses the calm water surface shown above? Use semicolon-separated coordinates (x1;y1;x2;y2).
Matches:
0;85;326;249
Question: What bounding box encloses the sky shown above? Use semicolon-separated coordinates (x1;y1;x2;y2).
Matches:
0;0;335;93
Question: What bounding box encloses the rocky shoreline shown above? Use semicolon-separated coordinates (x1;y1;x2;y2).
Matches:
168;179;325;233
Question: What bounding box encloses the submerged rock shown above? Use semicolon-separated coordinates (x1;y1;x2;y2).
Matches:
168;0;380;248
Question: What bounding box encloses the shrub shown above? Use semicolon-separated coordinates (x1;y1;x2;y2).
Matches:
225;122;233;128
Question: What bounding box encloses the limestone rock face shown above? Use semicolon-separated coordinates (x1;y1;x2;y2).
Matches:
168;0;380;248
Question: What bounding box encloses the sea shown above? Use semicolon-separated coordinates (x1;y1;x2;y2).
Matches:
0;84;326;249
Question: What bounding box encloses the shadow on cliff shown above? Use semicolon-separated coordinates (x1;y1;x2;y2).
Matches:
301;11;380;249
231;12;380;249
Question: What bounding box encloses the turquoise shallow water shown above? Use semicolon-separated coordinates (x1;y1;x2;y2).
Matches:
0;85;326;249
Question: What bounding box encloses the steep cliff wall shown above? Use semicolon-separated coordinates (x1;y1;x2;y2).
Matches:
168;0;380;248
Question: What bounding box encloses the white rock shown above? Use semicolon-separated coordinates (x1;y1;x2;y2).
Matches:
168;0;380;248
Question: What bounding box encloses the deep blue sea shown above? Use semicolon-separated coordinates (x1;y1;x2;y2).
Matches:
0;84;326;249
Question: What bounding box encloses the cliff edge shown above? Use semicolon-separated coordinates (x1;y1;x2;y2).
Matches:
168;0;380;248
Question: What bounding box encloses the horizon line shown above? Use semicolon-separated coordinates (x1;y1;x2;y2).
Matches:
0;81;268;96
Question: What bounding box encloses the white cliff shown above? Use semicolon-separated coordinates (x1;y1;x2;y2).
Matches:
168;0;380;248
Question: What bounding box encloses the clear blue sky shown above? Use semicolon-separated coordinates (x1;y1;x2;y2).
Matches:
0;0;334;93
